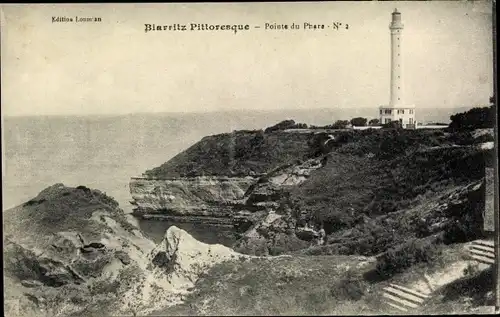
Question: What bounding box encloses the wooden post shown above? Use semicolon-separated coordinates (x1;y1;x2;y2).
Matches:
493;0;499;313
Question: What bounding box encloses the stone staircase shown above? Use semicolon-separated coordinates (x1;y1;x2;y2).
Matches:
382;283;431;312
467;239;495;265
382;239;496;313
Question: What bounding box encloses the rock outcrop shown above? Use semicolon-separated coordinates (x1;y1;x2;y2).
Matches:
130;156;325;252
129;127;494;257
3;184;249;317
130;176;257;217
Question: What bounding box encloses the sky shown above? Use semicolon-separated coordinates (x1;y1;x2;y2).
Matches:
0;1;494;116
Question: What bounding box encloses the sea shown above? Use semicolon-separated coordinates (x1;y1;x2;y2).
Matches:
1;107;468;244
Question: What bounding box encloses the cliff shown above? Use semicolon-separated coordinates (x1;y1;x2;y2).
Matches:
129;129;326;229
130;176;256;218
3;185;250;317
5;184;493;317
143;129;313;178
130;127;494;257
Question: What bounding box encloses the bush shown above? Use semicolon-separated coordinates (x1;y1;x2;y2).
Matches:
264;120;308;133
350;117;368;127
76;185;92;194
381;120;403;129
448;106;494;131
331;120;350;129
333;277;365;301
375;238;442;279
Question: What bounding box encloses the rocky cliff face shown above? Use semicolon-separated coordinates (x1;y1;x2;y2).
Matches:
129;176;257;218
3;184;249;317
129;128;494;257
129;155;326;254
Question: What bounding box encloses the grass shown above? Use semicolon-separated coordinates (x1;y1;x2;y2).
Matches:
153;247;479;316
145;130;313;178
291;142;485;230
152;255;380;316
420;266;495;314
282;130;488;259
4;183;136;241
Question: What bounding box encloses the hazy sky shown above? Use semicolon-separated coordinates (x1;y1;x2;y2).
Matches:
0;1;494;116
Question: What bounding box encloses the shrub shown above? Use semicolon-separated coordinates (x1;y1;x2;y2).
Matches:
264;120;308;133
76;185;91;194
375;238;442;279
381;120;402;129
350;117;368;127
448;106;494;131
442;182;485;244
151;251;178;274
267;233;309;255
463;262;480;277
333;277;365;301
331;120;350;129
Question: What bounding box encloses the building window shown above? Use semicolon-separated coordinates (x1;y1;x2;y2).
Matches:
409;109;413;114
401;109;404;114
380;109;383;115
385;109;392;115
385;118;391;124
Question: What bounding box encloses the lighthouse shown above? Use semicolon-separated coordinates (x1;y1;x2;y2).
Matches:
379;9;416;129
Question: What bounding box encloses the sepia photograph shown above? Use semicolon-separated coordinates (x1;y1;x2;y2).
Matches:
1;1;498;316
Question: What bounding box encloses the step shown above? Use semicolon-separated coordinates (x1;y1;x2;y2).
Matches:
471;254;495;265
469;248;495;259
386;301;408;312
382;293;420;308
389;283;431;299
472;240;494;248
470;244;495;253
383;287;427;304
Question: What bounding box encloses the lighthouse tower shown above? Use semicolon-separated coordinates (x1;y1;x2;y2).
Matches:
379;9;416;128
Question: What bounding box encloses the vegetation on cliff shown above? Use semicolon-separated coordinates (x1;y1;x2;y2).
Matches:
154;241;493;316
4;183;135;239
135;105;496;314
143;115;493;262
291;130;490;233
448;105;495;131
144;129;313;178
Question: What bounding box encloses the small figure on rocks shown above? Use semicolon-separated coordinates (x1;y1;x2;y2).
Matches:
318;223;326;246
